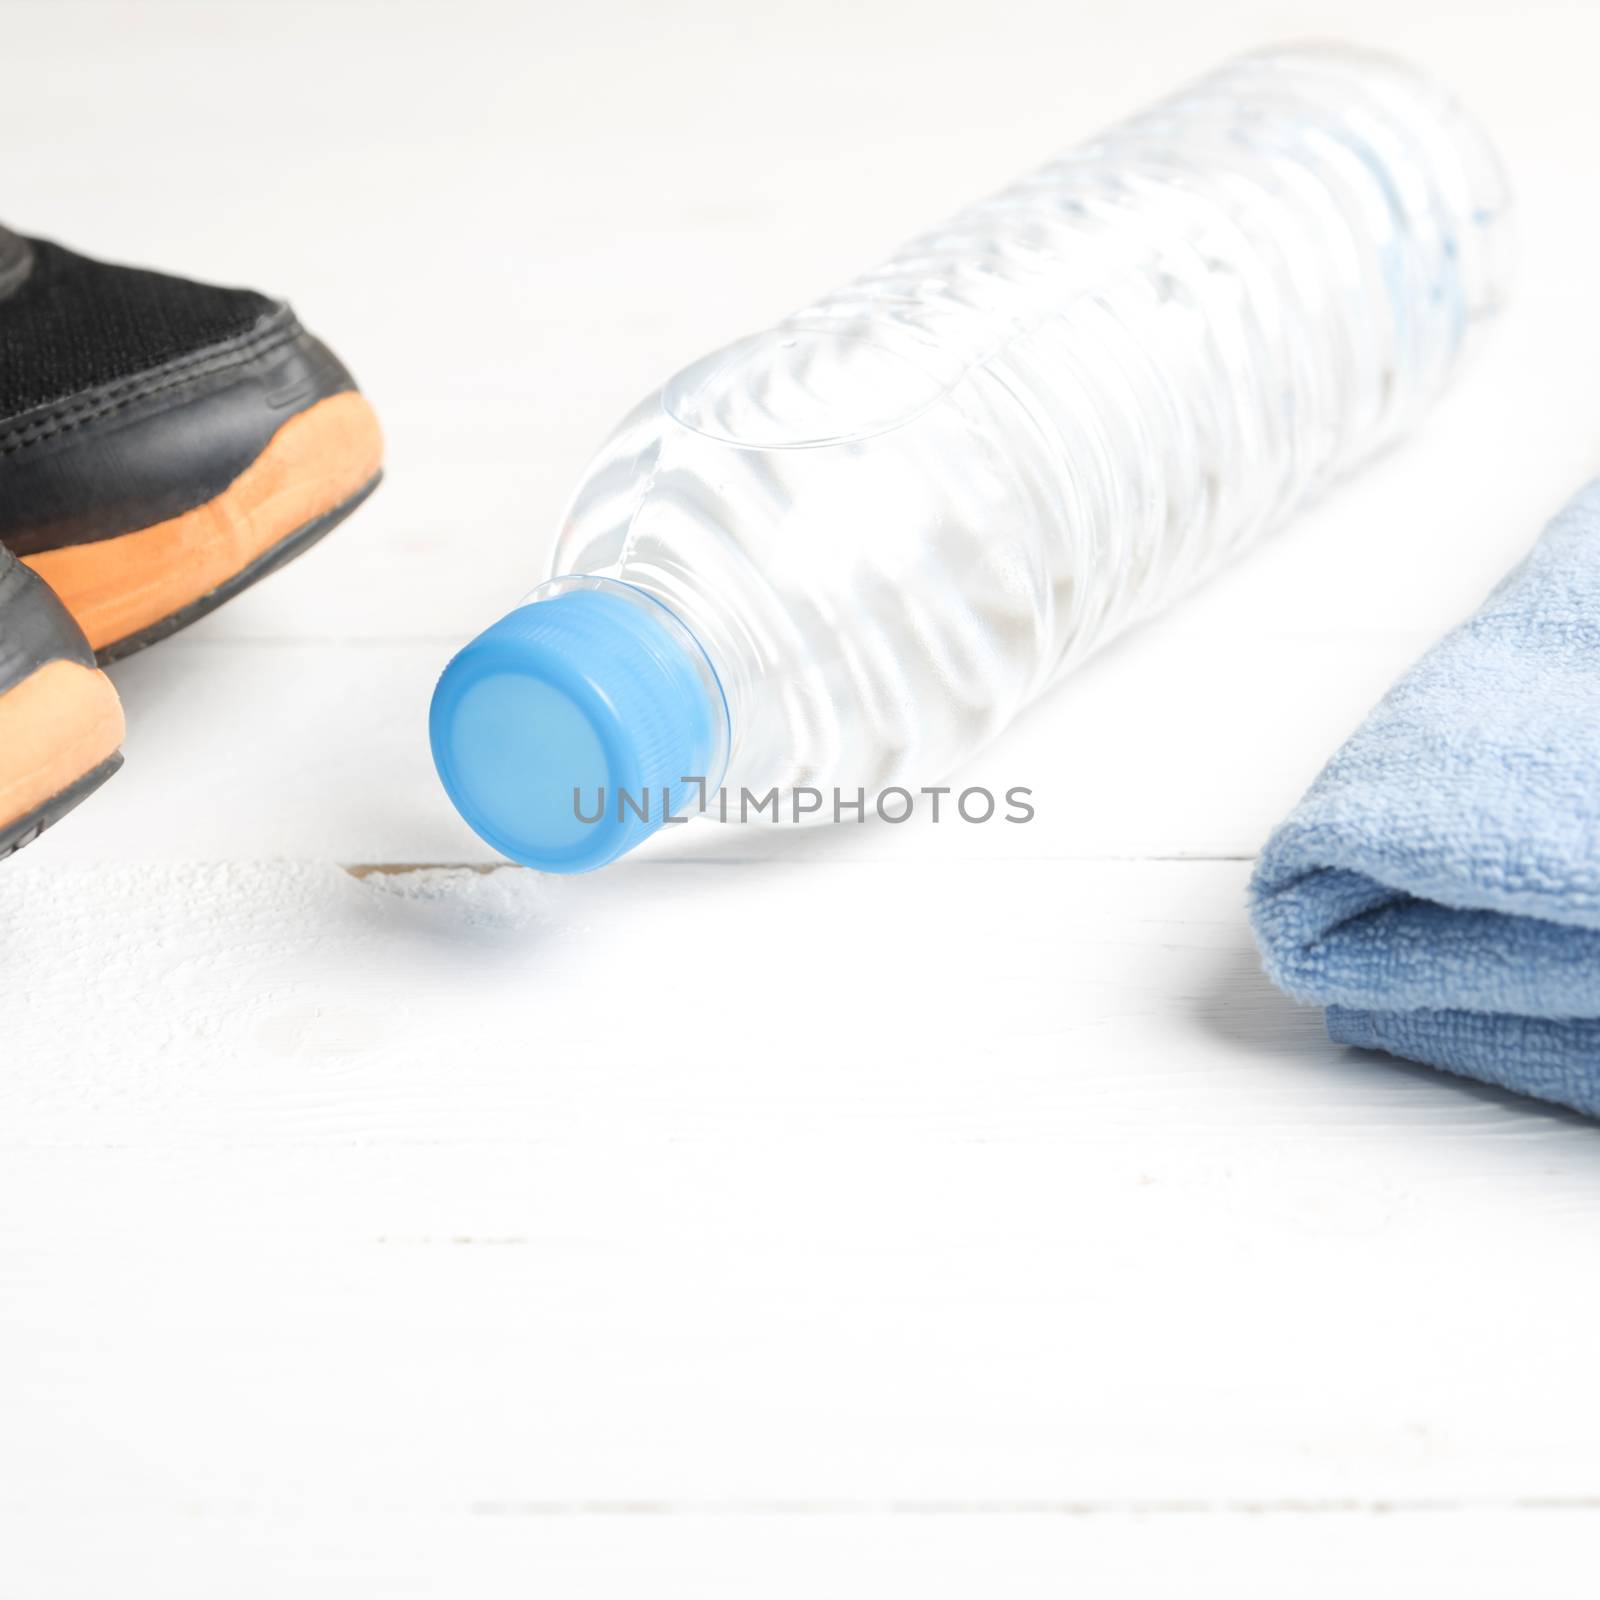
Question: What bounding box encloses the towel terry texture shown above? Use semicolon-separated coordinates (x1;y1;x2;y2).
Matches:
1250;481;1600;1116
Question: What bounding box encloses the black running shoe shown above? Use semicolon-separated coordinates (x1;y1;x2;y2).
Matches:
0;224;383;661
0;546;123;859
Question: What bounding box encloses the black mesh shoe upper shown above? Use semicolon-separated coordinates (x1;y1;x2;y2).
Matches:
0;232;277;420
0;223;359;558
0;220;378;673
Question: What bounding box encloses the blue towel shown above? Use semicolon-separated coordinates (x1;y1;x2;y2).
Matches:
1250;481;1600;1116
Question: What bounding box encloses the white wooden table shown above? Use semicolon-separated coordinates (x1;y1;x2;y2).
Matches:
7;1;1600;1592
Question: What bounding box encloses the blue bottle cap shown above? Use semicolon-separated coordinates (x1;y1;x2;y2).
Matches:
430;584;728;872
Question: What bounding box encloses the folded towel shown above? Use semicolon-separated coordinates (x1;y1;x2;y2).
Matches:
1250;481;1600;1116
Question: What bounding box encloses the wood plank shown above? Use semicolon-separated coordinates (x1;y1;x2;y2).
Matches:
6;1507;1600;1600
4;859;1598;1531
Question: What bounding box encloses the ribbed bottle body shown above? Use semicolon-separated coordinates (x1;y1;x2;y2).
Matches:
551;46;1511;806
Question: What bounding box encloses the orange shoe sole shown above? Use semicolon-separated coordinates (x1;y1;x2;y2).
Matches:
22;390;384;662
0;657;125;858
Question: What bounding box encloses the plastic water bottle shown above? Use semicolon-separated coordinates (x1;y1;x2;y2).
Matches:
431;44;1511;872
